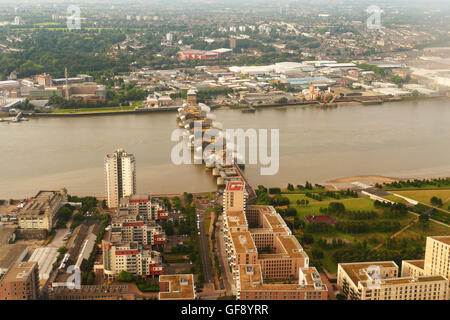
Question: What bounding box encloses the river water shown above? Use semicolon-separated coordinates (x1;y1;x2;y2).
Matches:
1;98;449;198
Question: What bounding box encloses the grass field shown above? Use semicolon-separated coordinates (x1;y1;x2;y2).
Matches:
382;195;410;205
394;190;450;208
286;195;377;219
286;195;440;274
164;253;190;263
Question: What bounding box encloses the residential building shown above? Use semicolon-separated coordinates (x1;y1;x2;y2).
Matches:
237;265;327;300
105;149;136;208
402;236;450;298
110;217;166;246
0;262;39;300
118;195;168;221
222;182;328;300
102;239;163;280
338;261;448;300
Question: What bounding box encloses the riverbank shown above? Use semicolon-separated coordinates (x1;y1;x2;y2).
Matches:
10;94;446;118
25;106;181;117
216;95;448;112
328;175;400;184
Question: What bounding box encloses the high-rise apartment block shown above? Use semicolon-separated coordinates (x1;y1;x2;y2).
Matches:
0;262;39;300
105;149;136;208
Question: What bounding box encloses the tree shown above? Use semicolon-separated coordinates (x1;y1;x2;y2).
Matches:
118;271;134;282
86;271;95;285
302;233;314;245
430;196;443;207
287;183;294;191
419;214;429;224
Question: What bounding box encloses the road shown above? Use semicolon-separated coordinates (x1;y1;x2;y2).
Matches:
197;208;214;285
216;214;234;296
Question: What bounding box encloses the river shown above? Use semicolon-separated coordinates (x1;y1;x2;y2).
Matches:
1;98;449;198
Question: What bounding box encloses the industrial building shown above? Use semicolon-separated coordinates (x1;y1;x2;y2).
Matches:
178;48;232;60
17;189;68;231
28;247;58;284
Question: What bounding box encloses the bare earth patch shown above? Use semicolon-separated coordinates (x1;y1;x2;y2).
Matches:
328;175;400;184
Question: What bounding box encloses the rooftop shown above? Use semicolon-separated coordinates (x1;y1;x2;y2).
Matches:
1;261;37;283
226;210;248;229
226;181;245;191
339;261;398;286
231;232;257;254
18;190;66;217
238;265;327;292
430;236;450;246
159;274;195;300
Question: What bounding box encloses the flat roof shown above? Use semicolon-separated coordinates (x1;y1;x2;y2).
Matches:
362;275;447;287
226;210;247;229
231;232;257;254
339;261;398;286
402;259;425;269
28;247;58;280
238;265;326;292
226;181;245;191
277;235;306;259
1;261;37;283
159;274;195;300
262;211;290;234
430;236;450;246
18;190;64;217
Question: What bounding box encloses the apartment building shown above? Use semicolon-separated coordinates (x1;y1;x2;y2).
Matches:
17;189;68;231
222;181;328;300
424;236;450;278
403;236;450;279
0;262;39;300
402;236;450;299
118;195;168;221
223;181;247;213
338;261;448;300
159;274;196;300
111;217;166;246
237;264;327;300
102;239;163;280
105;149;136;209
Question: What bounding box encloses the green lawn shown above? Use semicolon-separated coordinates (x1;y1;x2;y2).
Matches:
288;197;378;219
394;189;450;208
290;196;421;274
382;195;410;205
164;254;190;263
